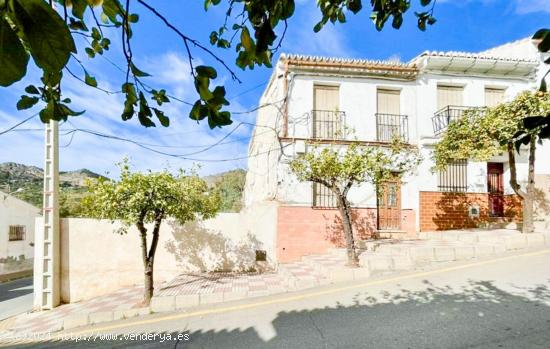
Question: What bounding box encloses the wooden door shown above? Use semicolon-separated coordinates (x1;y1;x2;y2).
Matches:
487;163;504;217
378;179;401;230
437;85;464;109
313;85;340;138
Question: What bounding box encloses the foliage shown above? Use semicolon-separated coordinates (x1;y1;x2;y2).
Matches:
82;159;220;304
0;0;437;129
515;29;550;143
210;169;246;212
290;139;421;265
290;140;421;192
82;160;220;232
434;91;550;169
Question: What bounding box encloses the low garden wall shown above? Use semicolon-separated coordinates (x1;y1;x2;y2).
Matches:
34;213;272;304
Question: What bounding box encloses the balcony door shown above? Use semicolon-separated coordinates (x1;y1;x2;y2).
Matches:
313;85;340;139
437;85;463;109
376;89;403;141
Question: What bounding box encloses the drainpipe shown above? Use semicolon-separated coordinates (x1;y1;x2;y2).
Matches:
282;60;289;138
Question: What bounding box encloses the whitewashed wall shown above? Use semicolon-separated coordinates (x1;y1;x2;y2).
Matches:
0;193;40;260
33;213;275;304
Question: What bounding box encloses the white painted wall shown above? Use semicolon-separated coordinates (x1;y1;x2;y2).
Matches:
33;213;274;304
0;192;40;261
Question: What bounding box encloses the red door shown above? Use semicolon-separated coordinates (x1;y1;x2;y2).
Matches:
487;163;504;217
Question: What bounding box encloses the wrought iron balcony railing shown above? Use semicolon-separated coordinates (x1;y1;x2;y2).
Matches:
312;110;346;140
375;113;409;143
432;105;485;135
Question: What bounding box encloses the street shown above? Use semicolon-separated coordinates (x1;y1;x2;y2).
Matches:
4;248;550;348
0;278;32;321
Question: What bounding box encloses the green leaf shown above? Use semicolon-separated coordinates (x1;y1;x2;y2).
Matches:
128;14;139;23
25;85;40;95
420;0;432;6
58;103;85;116
84;70;98;87
240;26;254;52
195;65;217;79
130;62;150;77
153;108;170;127
0;16;29;86
16;95;39;110
70;0;88;20
12;0;76;73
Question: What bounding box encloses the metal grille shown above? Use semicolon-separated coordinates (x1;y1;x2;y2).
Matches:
9;225;25;241
376;113;409;142
312;110;345;140
432;106;484;135
488;172;503;194
312;183;337;208
437;160;468;192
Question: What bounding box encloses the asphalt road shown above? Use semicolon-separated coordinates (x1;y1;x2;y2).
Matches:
0;277;33;321
4;248;550;348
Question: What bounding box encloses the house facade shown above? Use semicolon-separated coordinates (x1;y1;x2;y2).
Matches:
244;39;550;263
0;191;40;265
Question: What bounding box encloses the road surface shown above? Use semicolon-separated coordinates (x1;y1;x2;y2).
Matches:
0;277;32;321
4;248;550;348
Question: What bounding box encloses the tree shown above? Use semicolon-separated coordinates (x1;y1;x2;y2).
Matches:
211;169;246;212
289;141;421;266
82;160;220;305
0;0;437;129
516;29;550;142
434;91;550;234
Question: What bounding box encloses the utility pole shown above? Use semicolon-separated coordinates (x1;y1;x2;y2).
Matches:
40;120;60;309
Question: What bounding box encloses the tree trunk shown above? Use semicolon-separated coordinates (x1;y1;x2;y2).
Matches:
523;136;537;234
136;216;163;305
507;139;536;234
334;189;359;267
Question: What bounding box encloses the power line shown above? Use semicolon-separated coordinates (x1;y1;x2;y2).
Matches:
0;113;39;135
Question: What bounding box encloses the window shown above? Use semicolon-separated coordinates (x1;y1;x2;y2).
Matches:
9;225;26;241
313;85;342;139
485;87;505;107
437;85;464;109
312;183;337;208
437;160;468;192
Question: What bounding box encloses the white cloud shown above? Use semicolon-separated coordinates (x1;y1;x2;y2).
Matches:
514;0;550;13
0;50;253;177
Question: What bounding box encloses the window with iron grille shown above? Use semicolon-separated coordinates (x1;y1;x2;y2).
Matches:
312;183;338;208
437;160;468;192
8;225;26;241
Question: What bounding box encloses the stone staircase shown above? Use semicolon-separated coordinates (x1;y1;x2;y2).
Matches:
278;229;550;289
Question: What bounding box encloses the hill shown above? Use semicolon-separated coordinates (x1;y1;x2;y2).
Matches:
0;162;105;208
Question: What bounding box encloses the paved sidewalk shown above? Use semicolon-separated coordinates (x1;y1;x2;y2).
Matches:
2;228;550;337
1;286;144;336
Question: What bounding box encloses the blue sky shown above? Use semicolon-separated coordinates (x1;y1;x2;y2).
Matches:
0;0;549;177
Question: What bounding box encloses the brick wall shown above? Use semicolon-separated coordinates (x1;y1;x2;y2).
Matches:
419;191;522;232
277;206;416;263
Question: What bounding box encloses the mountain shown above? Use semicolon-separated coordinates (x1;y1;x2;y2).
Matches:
205;169;246;212
0;162;105;207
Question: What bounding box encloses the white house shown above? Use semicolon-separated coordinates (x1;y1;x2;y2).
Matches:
243;38;550;263
0;191;40;263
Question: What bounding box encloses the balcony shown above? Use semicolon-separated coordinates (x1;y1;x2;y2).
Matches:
375;113;409;143
312;110;346;140
432;106;485;135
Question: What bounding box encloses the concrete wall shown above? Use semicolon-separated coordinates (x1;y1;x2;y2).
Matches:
34;213;274;304
0;192;40;261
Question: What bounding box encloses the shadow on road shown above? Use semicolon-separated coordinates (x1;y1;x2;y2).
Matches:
0;278;33;303
6;280;550;348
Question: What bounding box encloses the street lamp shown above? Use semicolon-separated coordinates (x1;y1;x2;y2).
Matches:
2;187;24;200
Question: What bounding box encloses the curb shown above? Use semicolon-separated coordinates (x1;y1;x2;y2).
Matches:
21;232;550;332
0;270;32;283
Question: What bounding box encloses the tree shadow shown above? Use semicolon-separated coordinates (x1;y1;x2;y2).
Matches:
13;279;550;348
428;192;526;231
323;209;377;246
164;220;266;273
